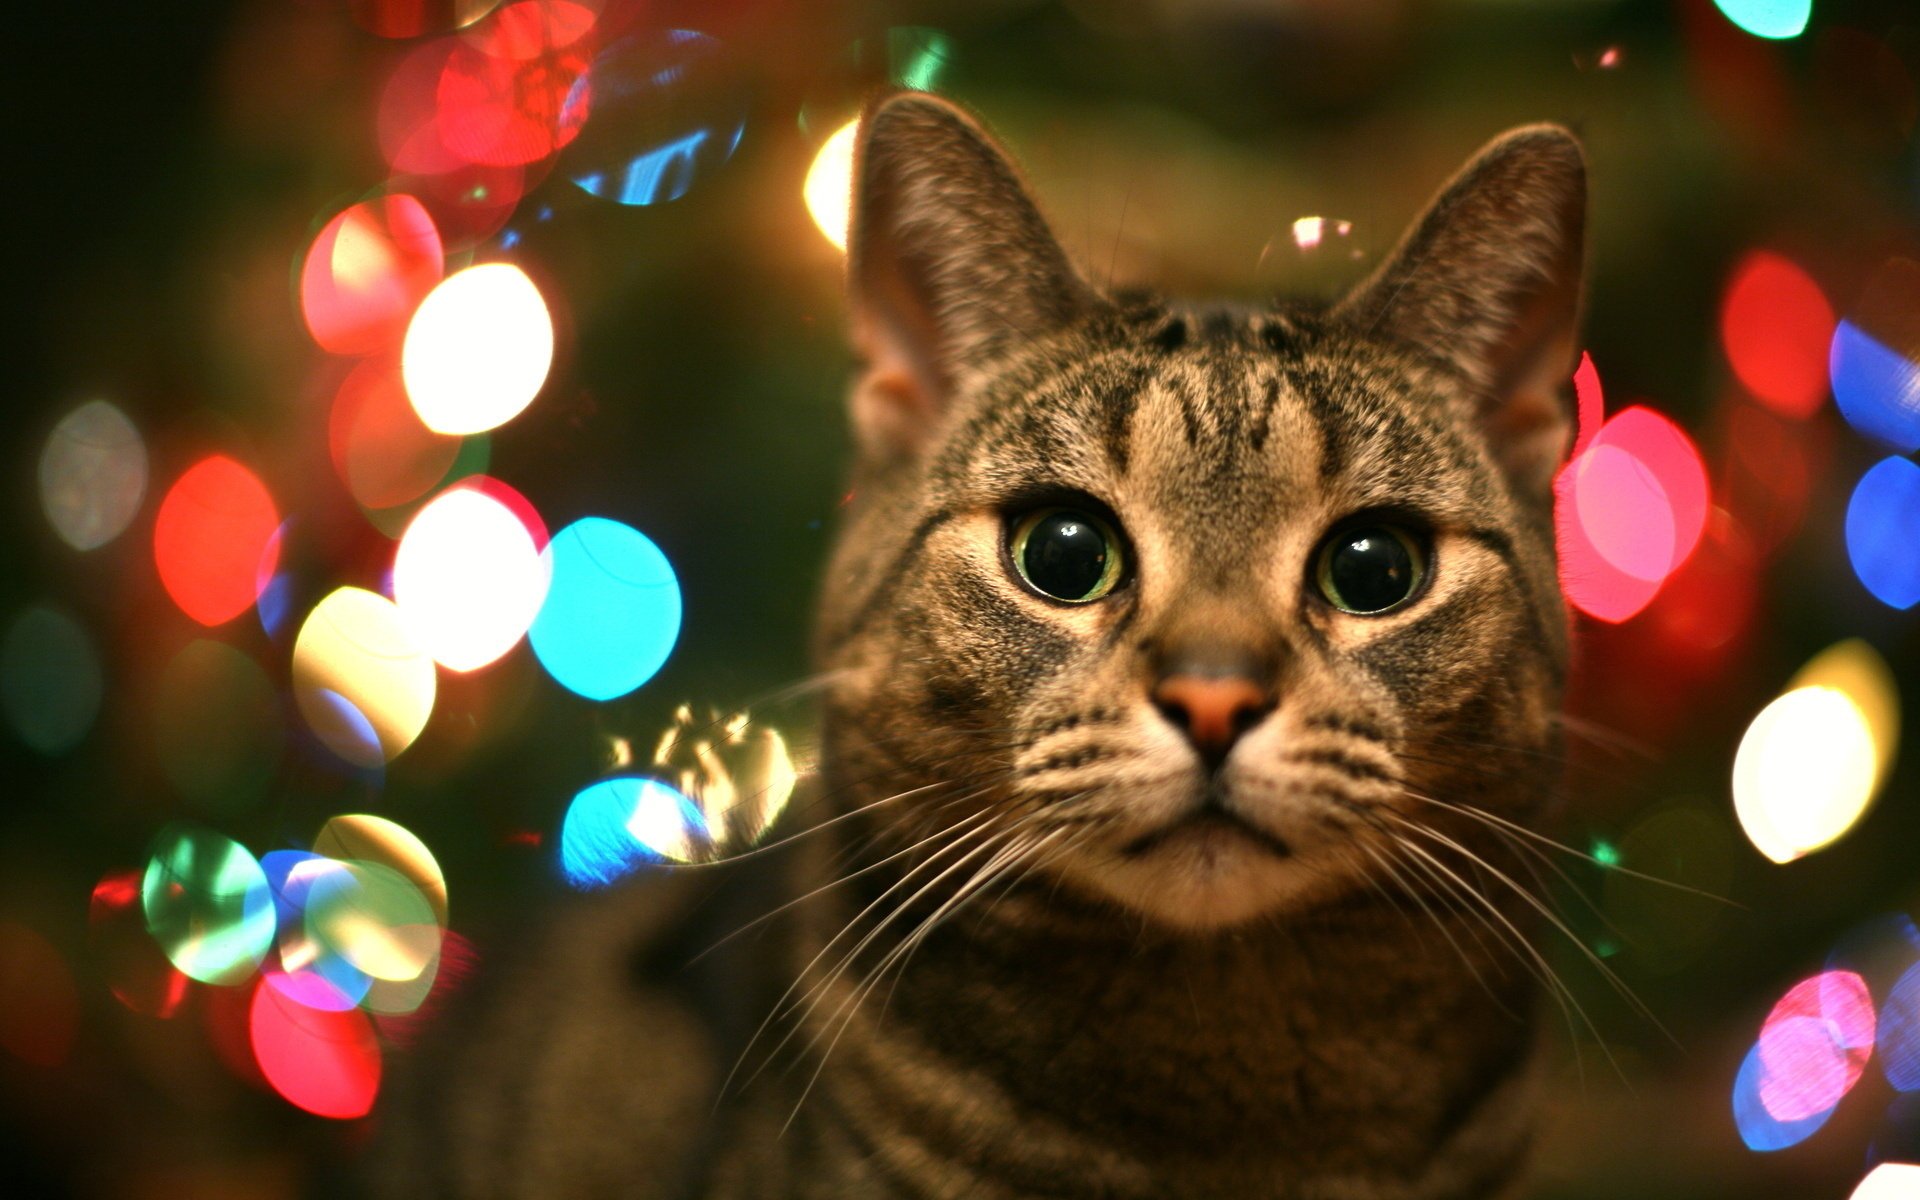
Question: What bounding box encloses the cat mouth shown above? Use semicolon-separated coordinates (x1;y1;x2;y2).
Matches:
1120;798;1293;860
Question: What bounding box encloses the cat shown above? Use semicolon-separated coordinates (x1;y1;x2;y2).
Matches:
370;91;1586;1199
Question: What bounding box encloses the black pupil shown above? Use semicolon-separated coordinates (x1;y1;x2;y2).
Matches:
1329;530;1416;612
1022;513;1109;600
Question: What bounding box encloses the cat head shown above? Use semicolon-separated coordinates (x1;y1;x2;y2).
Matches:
816;93;1583;932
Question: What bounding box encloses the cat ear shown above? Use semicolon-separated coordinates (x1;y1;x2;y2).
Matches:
847;92;1097;458
1336;125;1587;498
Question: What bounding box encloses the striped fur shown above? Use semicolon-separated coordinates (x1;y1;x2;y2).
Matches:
371;94;1585;1198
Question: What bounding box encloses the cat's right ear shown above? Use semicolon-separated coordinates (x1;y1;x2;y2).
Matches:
846;93;1096;460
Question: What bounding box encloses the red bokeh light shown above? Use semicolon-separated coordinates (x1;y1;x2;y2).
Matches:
1554;405;1709;624
300;195;445;357
249;980;383;1120
153;456;282;627
329;358;463;512
89;870;189;1018
1757;971;1874;1123
452;475;551;550
1718;250;1834;420
435;1;596;169
351;0;503;40
1571;350;1604;457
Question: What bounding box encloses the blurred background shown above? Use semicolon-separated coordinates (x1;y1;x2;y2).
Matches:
4;0;1920;1195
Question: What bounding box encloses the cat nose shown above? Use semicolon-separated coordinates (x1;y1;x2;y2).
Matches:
1153;673;1275;767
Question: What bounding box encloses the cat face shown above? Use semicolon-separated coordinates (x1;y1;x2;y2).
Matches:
817;95;1583;932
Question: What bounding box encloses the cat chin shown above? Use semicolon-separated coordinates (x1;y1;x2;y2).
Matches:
1064;839;1336;933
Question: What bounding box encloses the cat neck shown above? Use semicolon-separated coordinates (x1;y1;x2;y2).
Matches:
784;810;1543;1192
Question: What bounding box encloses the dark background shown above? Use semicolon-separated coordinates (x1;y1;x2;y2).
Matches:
4;0;1919;1195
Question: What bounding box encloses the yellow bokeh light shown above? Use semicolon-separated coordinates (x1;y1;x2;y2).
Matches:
804;119;860;253
1788;638;1899;790
1851;1163;1920;1200
292;587;437;768
402;262;554;436
1732;686;1879;864
313;813;449;929
393;484;548;672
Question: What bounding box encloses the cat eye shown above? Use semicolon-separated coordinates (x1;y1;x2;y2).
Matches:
1008;507;1125;604
1314;524;1428;615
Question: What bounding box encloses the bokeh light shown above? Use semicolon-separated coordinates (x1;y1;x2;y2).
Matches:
1852;1163;1920;1200
89;870;188;1018
152;456;281;627
1555;404;1709;623
1733;685;1880;863
312;814;449;929
300;195;444;357
1789;639;1900;791
559;776;705;887
328;356;464;513
1847;457;1920;610
141;823;276;986
248;980;382;1119
394;480;549;671
435;0;595;168
302;860;442;984
261;851;374;1013
1735;1038;1839;1151
1831;259;1920;452
402;262;554;436
653;706;797;857
569;30;747;207
1881;962;1920;1092
1712;0;1812;41
804;118;859;252
1;605;102;755
1757;972;1876;1121
152;640;282;813
0;922;79;1068
292;587;437;768
38;399;147;551
1719;250;1833;419
529;517;681;700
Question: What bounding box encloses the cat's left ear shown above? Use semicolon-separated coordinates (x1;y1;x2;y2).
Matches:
847;92;1098;459
1336;125;1587;499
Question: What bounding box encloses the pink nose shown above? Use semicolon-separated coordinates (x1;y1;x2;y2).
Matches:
1153;675;1273;763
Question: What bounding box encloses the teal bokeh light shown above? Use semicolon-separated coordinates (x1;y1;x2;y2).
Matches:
530;517;682;701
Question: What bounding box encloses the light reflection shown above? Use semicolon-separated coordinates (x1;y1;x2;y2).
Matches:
38;400;147;551
569;31;747;207
292;587;437;768
394;481;550;672
1733;685;1879;863
559;777;704;887
402;262;555;436
141;823;276;986
653;705;797;857
529;517;681;700
805;118;859;253
153;456;282;627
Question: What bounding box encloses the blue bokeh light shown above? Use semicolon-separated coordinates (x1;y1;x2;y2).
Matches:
559;777;706;889
530;517;682;701
1882;963;1920;1092
259;849;372;1012
1732;1039;1837;1151
569;31;747;207
1831;320;1920;453
1846;457;1920;610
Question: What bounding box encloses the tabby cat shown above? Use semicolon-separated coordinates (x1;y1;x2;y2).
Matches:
372;92;1587;1199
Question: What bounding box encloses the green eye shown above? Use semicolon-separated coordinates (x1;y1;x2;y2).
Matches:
1315;525;1427;615
1009;508;1125;604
